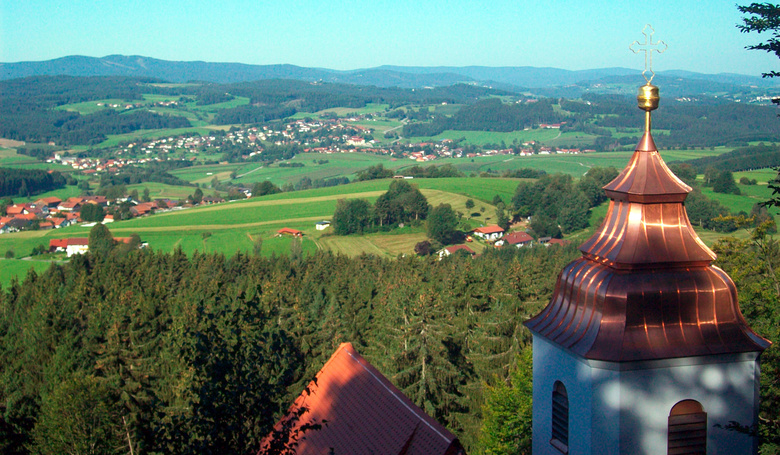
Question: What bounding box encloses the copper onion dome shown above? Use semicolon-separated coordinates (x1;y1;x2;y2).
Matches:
525;82;770;362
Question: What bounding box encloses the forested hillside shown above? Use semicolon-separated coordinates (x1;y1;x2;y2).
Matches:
0;245;575;454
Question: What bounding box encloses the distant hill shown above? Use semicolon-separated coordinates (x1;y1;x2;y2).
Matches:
2;55;779;97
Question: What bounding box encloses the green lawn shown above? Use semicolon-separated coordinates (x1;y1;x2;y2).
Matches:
187;96;251;112
291;103;391;119
407;128;562;145
126;183;199;200
2;163;776;286
0;259;55;288
56;99;133;114
228;153;399;187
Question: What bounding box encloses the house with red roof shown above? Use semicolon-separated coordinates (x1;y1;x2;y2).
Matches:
438;244;476;260
34;197;62;208
545;237;571;247
277;228;303;237
50;217;72;229
472;225;504;241
57;201;82;212
6;204;33;215
131;202;156;217
260;343;465;455
48;238;89;256
498;231;534;248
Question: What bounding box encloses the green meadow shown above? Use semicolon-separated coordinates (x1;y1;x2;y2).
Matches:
56;99;133;115
407;128;562;145
0;259;55;288
291;103;391;119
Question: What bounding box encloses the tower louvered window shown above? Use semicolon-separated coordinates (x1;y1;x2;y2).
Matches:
551;381;569;453
668;400;707;455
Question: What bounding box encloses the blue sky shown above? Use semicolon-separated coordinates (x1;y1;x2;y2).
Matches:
1;1;778;76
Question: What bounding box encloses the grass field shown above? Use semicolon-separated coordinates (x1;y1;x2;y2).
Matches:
0;259;55;288
56;99;134;114
291;103;391;119
2;162;778;286
126;182;201;200
177;153;402;187
0;148;72;171
407;128;562;145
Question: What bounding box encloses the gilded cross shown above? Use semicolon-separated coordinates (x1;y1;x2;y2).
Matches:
630;24;667;83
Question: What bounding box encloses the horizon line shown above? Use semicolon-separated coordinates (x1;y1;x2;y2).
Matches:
0;54;767;78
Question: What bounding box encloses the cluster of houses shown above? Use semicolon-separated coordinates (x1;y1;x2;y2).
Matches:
44;110;594;175
48;236;143;257
437;225;570;259
1;197;88;234
0;193;220;235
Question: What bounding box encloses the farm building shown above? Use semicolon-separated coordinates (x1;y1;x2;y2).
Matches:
497;231;534;248
472;225;504;241
277;228;303;237
437;244;476;260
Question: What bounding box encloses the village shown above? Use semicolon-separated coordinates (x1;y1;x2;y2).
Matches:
45;114;592;172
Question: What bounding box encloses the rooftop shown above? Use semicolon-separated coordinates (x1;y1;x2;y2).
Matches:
261;342;464;455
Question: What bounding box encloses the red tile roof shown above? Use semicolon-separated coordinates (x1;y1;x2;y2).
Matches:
261;343;464;455
504;231;534;245
445;245;475;255
277;228;303;236
34;197;62;206
473;225;504;234
49;238;89;248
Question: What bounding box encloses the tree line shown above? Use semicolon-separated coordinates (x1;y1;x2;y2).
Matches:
332;179;430;234
0;167;66;197
0;235;579;454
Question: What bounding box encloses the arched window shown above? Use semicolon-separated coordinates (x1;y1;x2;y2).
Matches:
551;381;569;453
668;399;707;455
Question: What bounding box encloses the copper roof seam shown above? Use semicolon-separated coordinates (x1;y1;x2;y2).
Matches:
659;204;670;261
704;270;727;351
530;260;585;336
711;266;771;348
638;203;650;264
677;206;692;262
634;153;649;194
595;201;627;260
342;348;453;443
657;152;693;192
558;264;600;346
648;151;666;193
584;203;616;254
568;265;610;349
684;209;717;261
608;154;638;192
550;261;590;342
693;270;711;355
528;269;564;332
662;272;678;349
676;275;688;346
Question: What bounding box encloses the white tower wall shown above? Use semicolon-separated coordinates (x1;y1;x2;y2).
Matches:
532;335;761;455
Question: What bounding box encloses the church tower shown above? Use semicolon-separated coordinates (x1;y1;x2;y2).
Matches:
525;29;771;455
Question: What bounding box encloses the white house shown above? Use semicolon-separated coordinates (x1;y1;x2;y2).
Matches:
472;225;504;241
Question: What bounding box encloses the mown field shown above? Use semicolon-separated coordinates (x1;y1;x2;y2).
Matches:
2;145;778;287
408;128;562;146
